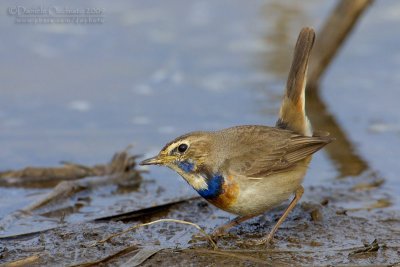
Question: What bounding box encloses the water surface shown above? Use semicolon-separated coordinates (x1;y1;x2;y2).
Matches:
1;0;399;237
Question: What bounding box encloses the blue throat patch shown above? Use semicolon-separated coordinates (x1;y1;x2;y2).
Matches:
178;159;196;172
197;174;224;199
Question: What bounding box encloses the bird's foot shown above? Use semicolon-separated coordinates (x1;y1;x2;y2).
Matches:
210;215;258;241
247;233;275;246
210;226;226;240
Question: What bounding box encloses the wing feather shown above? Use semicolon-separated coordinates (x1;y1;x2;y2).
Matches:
218;126;332;178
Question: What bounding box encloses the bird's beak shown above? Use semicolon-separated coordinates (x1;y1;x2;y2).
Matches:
140;155;163;166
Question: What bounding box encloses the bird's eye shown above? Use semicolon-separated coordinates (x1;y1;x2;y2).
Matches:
178;143;188;153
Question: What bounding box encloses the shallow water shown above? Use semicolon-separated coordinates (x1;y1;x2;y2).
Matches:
1;0;400;264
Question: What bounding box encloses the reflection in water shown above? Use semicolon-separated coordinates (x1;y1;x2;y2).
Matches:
259;0;369;178
260;1;310;79
307;0;373;90
306;90;369;177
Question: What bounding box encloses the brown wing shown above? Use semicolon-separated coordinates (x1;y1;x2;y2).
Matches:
219;126;332;178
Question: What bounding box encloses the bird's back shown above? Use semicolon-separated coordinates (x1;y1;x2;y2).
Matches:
212;125;331;179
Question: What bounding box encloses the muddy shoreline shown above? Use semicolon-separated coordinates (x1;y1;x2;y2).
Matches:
1;174;399;266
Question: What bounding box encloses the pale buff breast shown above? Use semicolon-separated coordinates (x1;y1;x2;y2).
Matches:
221;161;309;217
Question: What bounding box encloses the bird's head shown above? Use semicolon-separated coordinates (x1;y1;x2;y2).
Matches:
140;131;214;190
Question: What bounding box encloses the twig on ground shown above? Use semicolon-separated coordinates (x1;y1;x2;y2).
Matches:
90;218;218;250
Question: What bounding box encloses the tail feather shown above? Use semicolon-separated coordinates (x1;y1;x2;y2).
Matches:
277;27;315;136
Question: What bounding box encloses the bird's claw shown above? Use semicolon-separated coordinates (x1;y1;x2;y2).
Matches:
247;233;275;246
210;227;225;241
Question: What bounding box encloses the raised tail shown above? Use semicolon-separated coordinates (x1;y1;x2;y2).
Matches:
277;27;315;136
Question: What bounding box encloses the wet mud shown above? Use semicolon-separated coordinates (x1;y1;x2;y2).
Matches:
1;169;399;266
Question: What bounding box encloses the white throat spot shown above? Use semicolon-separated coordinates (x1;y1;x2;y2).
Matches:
190;175;208;191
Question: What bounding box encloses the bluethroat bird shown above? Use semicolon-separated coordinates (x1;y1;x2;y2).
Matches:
140;27;333;245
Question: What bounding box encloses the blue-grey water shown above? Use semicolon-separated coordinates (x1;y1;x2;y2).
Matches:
1;0;400;236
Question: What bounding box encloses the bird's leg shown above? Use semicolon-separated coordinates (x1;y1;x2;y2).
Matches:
211;215;257;238
252;185;304;245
